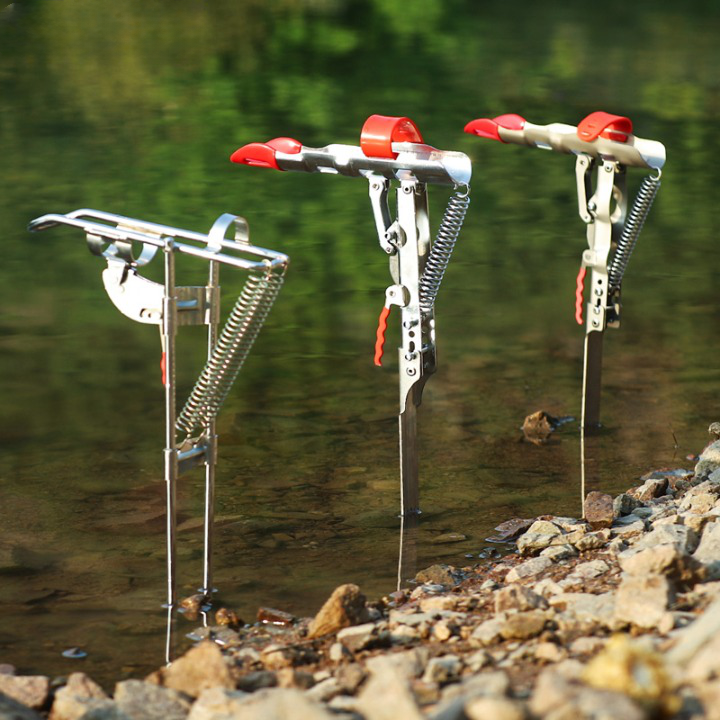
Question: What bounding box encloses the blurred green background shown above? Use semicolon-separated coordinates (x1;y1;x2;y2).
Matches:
0;0;718;683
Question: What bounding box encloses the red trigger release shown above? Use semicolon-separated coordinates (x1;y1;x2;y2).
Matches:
361;115;423;160
374;305;391;366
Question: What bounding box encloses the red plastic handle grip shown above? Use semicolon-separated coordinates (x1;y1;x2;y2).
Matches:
374;305;391;366
230;137;302;170
575;266;586;325
361;115;423;159
577;112;632;143
463;114;526;141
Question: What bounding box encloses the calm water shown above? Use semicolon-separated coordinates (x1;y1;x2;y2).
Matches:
1;0;719;684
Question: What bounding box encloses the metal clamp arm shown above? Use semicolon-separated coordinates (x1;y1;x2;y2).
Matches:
465;111;665;170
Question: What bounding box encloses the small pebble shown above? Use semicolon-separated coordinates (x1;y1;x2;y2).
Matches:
62;648;88;659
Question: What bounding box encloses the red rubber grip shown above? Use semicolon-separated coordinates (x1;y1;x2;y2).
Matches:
230;137;302;170
361;115;423;159
374;305;391;366
577;112;632;143
464;114;526;141
575;266;586;325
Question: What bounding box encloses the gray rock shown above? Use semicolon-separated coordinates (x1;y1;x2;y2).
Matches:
620;544;705;585
494;584;548;613
499;610;548;640
304;677;341;703
573;530;611;551
629;523;699;555
549;592;615;628
365;648;428;680
0;691;44;720
572;559;610;579
113;681;191;720
614;573;674;629
680;491;718;515
337;622;381;652
419;596;459;612
693;521;720;579
334;664;366;694
422;655;462;685
432;672;510;719
216;688;333;720
517;532;556;555
505;556;552;582
328;643;348;663
470;618;503;647
356;658;424;720
629;476;668;501
186;688;249;720
80;703;132;720
0;676;49;711
584;491;614;529
613;493;641;517
540;544;578;562
236;671;277;693
695;439;720;479
275;669;315;691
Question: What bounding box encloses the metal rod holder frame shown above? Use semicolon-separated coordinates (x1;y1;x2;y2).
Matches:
28;209;289;610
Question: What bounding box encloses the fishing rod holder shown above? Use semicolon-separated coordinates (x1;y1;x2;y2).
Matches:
232;115;472;516
28;209;290;609
465;111;665;429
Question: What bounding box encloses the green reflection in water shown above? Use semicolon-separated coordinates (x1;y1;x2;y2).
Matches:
0;0;719;684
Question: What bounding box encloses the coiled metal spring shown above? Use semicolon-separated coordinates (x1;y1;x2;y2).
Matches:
176;269;284;436
418;186;470;313
608;172;661;291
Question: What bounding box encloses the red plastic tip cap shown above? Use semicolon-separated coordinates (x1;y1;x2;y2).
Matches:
361;115;423;159
575;266;586;325
464;114;526;142
230;137;302;170
577;112;632;143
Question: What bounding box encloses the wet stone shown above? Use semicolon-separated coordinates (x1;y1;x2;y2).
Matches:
486;518;534;543
257;607;296;626
522;410;560;444
432;532;467;544
214;608;241;628
415;564;461;587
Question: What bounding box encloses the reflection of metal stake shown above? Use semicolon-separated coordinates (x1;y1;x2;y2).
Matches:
231;115;471;517
28;210;289;611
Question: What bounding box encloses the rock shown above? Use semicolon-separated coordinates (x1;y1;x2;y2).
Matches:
505;556;552;582
186;687;249;720
0;667;14;677
79;703;132;720
629;477;669;501
522;410;560;444
499;610;548;640
465;650;492;672
307;584;369;638
486;518;535;543
525;520;563;537
693;521;720;579
0;692;45;720
337;622;381;652
532;578;564;597
582;635;678;716
613;493;642;517
356;658;424;720
433;533;467;544
113;680;191;720
0;676;49;711
217;688;333;720
695;438;720;479
304;677;341;703
236;671;277;693
179;594;205;618
365;648;428;680
614;574;674;629
261;645;297;671
415;565;461;587
540;544;577;562
419;596;458;613
610;518;646;539
620;544;706;585
465;696;525;720
573;529;611;551
570;636;607;656
153;641;233;697
432;621;453;642
571;559;610;579
494;584;548;613
334;664;366;694
214;608;242;628
275;669;315;691
535;642;568;663
680;491;717;515
584;491;614;529
470;618;504;647
683;512;715;536
629;523;698;555
550;592;615;628
328;643;348;663
49;673;108;720
257;607;296;626
529;667;577;717
422;655;462;686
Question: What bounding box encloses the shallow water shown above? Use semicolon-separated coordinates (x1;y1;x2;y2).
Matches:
1;0;719;685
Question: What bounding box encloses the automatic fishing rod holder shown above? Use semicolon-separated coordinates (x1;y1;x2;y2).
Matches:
465;111;665;429
231;115;471;516
28;209;289;609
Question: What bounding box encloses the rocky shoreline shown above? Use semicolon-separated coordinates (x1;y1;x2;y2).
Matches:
4;426;720;720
